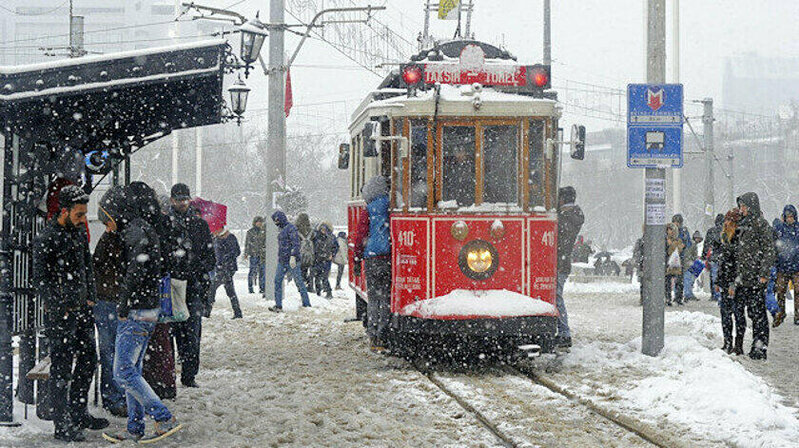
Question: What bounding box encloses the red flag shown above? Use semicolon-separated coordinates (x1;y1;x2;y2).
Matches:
284;69;293;117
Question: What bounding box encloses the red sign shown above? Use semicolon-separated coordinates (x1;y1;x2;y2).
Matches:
647;88;664;111
423;64;528;87
391;218;429;313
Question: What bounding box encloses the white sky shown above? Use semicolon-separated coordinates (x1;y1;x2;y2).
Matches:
220;0;799;136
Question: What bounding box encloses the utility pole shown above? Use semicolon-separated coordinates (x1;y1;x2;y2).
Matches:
195;128;203;197
543;0;551;66
671;0;680;217
263;0;287;302
702;98;714;231
727;148;734;210
172;0;181;187
642;0;666;357
422;0;431;50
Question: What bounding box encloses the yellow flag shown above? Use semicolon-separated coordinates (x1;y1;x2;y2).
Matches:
438;0;460;20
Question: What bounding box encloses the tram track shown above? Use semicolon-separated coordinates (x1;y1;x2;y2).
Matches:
414;358;689;448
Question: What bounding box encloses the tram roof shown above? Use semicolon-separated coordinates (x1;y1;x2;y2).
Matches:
350;84;560;132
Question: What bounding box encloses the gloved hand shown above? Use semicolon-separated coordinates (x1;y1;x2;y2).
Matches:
289;256;297;269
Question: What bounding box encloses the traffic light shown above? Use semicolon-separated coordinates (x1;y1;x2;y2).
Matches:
400;64;425;90
528;64;551;90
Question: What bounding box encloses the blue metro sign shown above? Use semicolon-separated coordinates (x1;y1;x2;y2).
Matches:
627;83;684;168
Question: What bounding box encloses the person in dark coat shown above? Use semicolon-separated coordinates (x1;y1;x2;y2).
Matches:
270;210;312;311
772;205;799;327
295;213;315;293
353;176;391;352
312;223;338;299
106;182;181;443
125;182;177;401
734;192;776;360
717;208;746;354
32;186;108;442
167;183;215;388
704;213;725;303
93;187;128;417
555;186;584;348
244;216;266;295
208;228;243;318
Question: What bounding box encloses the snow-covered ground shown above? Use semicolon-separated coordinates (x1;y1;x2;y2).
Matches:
1;274;797;447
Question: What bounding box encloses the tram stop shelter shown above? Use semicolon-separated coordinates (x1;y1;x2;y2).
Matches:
0;39;228;424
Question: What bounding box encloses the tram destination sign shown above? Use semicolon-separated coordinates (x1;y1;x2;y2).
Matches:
627;83;684;169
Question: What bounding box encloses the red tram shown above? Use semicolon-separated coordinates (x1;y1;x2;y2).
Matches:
341;40;583;354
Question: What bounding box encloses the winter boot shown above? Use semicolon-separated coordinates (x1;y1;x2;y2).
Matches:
80;413;109;430
268;306;283;313
773;311;785;328
748;349;767;360
325;291;333;299
732;337;744;356
138;417;183;444
103;430;143;443
721;338;732;353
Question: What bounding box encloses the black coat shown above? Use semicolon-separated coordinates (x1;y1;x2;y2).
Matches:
118;218;163;318
312;226;338;263
734;193;776;286
704;224;723;262
214;233;241;273
717;232;738;290
557;203;585;275
32;220;97;320
93;230;124;303
167;207;215;281
244;226;266;258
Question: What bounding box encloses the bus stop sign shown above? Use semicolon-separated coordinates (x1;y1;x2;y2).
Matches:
627;84;683;168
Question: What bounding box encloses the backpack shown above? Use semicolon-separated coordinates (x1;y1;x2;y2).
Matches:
300;235;315;267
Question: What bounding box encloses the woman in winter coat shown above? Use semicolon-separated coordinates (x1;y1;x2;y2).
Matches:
716;208;746;354
665;223;685;306
772;204;799;327
353;176;391;352
208;228;243;318
311;223;338;299
333;232;348;290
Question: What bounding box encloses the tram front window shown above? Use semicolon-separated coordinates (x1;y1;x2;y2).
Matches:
529;120;546;209
442;126;476;207
483;125;519;204
410;120;428;208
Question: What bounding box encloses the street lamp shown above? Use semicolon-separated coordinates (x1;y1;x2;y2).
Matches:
228;77;251;125
238;16;268;77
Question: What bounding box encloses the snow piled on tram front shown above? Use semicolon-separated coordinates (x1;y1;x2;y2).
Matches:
400;289;555;318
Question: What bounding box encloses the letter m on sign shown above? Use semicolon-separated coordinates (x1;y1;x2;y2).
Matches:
438;0;460;20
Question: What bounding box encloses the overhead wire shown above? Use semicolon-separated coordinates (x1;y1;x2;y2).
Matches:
0;1;69;16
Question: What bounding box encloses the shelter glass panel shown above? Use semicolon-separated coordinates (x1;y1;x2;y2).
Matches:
483;125;519;204
442;126;476;207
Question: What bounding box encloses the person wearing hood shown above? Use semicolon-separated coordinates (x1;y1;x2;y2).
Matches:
167;183;215;388
682;231;704;301
734;192;776;360
207;227;243;318
555;186;584;349
353;176;391;352
105;182;182;443
672;214;692;250
32;186;108;442
705;213;725;303
333;231;348;290
93;186;128;418
244;216;267;296
295;212;316;293
717;208;746;354
772;204;799;327
312;222;338;299
270;210;311;311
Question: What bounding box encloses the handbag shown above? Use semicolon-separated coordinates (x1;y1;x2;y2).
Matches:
159;275;189;323
667;250;681;269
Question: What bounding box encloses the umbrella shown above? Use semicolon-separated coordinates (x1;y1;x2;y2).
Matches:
190;197;227;234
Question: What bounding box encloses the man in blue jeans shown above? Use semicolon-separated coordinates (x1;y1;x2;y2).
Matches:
555;187;584;349
270;210;311;312
244;216;267;295
104;184;182;443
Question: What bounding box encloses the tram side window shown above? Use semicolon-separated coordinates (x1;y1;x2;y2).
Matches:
528;120;545;209
442;126;476;207
410;120;428;209
393;119;405;209
483;125;519;204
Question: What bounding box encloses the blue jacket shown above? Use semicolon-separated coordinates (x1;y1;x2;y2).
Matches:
774;205;799;273
678;227;692;250
365;195;390;258
272;211;301;264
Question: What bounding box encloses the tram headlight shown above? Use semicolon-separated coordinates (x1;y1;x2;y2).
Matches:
458;240;500;280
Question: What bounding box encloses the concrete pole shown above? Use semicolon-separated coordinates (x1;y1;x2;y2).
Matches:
671;0;680;216
702;98;715;231
543;0;551;66
172;134;179;186
728;149;734;209
195;127;203;197
422;0;431;49
642;0;666;357
264;0;287;302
